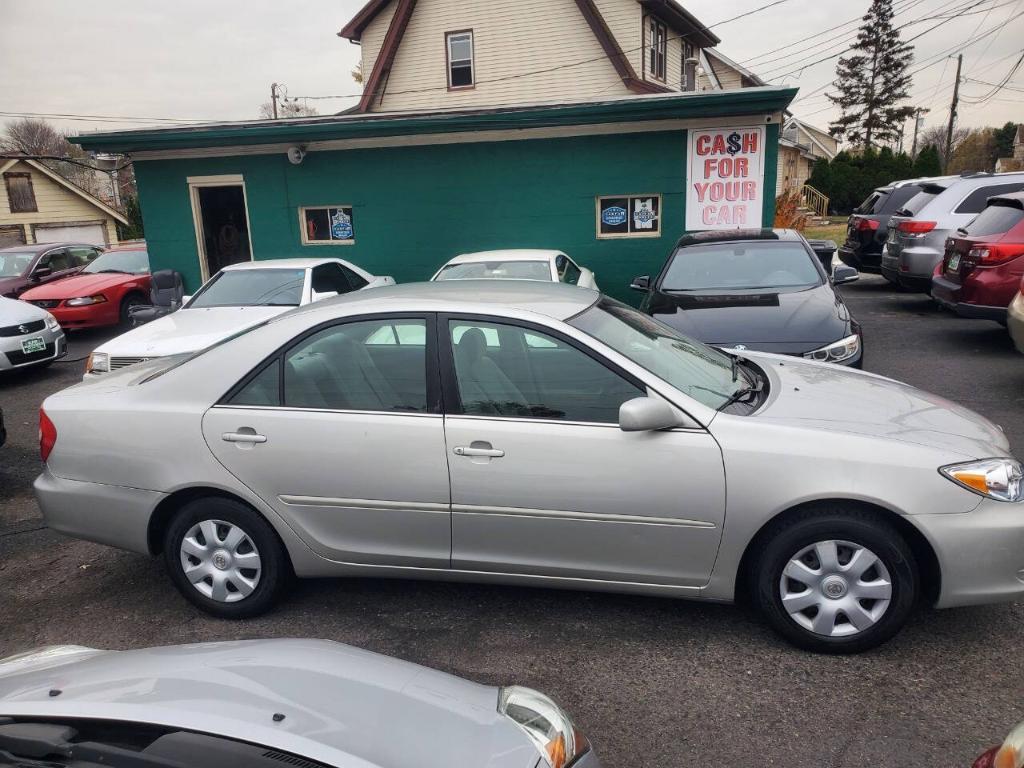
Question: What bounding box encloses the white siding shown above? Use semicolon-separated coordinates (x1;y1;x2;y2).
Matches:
593;0;642;77
366;0;633;112
706;55;744;90
0;161;118;245
361;0;398;86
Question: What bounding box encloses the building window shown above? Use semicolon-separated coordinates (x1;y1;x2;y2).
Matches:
4;173;37;213
301;206;355;245
647;17;667;81
683;42;697;91
446;31;474;89
597;195;662;239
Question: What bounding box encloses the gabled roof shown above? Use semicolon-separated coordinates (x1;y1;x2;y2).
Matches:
704;48;766;87
0;156;129;225
342;0;708;111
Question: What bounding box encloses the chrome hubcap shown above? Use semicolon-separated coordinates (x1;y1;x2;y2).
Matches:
779;540;892;637
179;520;261;603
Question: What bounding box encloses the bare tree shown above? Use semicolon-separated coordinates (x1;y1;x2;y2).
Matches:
917;125;969;169
1;117;105;198
258;101;319;119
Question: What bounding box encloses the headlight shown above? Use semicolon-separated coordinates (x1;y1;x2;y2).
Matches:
940;458;1024;502
66;294;107;307
803;334;860;364
499;686;589;768
86;352;110;374
45;315;60;331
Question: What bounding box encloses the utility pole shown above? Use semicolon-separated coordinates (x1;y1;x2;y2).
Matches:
944;54;963;169
910;107;929;158
270;82;280;119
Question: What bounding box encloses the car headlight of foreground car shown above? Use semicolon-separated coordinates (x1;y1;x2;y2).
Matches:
499;686;590;768
803;334;861;364
86;352;109;374
941;458;1024;502
44;315;60;331
66;294;107;307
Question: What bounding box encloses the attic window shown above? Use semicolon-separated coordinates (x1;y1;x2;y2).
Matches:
647;17;667;82
4;172;37;213
446;31;474;89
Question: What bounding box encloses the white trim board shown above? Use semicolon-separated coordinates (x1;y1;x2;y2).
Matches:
187;175;256;283
131;114;784;161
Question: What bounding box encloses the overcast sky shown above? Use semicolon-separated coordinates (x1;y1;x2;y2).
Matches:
1;0;1020;146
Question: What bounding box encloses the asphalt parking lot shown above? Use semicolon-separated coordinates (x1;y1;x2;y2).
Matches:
2;274;1023;768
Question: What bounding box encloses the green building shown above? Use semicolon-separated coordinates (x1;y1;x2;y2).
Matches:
74;88;795;303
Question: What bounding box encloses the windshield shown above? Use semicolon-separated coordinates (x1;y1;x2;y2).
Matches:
660;242;822;292
0;251;35;277
83;250;149;275
187;268;306;308
570;298;745;410
435;260;551;281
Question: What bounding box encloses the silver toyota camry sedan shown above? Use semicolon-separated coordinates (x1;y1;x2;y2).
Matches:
35;281;1024;653
0;639;596;768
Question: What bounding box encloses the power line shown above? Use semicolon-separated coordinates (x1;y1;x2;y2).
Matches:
0;110;217;125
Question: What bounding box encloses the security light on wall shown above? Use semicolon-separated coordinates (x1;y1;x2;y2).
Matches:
287;146;307;165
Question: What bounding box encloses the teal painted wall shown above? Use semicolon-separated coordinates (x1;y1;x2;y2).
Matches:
134;127;779;304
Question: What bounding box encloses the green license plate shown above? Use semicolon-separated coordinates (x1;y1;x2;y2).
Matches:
21;337;46;354
947;253;961;271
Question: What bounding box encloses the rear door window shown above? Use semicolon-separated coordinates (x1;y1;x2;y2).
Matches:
962;204;1024;237
954;182;1024;215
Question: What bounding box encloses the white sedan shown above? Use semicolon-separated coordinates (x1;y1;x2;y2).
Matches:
86;257;393;376
432;249;598;290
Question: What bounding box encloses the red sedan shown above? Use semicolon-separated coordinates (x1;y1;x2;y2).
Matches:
931;192;1024;322
19;248;151;329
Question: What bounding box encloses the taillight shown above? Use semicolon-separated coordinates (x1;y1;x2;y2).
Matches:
897;220;938;235
967;245;1024;266
855;218;880;231
39;408;57;462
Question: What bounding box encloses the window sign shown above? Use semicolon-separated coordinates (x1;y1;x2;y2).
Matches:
301;206;355;244
597;195;661;238
686;126;765;230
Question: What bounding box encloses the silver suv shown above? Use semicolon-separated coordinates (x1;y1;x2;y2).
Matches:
882;172;1024;291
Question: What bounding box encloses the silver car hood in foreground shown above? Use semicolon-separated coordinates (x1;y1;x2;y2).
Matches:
740;352;1010;459
0;639;540;768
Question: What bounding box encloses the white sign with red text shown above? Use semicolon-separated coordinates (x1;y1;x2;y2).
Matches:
686;126;765;231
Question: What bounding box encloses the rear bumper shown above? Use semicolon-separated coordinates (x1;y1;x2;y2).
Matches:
838;245;882;271
881;265;932;292
912;498;1024;609
931;275;1008;322
1009;293;1024;354
882;242;943;291
34;468;162;555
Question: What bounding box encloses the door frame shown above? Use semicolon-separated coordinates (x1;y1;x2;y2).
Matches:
187;174;255;283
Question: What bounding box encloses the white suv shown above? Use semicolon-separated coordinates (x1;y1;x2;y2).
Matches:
882;172;1024;291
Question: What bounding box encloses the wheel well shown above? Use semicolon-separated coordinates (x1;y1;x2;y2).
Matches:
148;487;260;555
734;499;941;607
120;290;149;307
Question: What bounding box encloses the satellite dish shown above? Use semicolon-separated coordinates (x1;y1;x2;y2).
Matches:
287;146;306;165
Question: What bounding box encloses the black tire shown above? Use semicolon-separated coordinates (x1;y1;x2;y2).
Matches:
752;506;918;654
163;497;290;619
119;292;149;325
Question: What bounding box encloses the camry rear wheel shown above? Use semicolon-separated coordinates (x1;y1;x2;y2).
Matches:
753;508;918;653
163;497;289;618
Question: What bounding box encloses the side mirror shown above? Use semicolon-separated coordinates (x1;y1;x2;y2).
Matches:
832;264;859;286
619;397;681;432
31;266;52;280
311;290;339;302
630;275;650;292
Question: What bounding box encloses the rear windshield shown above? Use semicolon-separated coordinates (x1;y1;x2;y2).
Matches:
854;190;886;214
435;260;551;281
188;268;305;308
897;188;941;216
879;185;923;214
661;241;822;292
962;204;1024;237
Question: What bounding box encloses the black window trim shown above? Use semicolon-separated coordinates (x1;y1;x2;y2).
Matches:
437;312;647;426
217;311;442;416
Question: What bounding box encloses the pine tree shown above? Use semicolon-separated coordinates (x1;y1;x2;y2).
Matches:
913;145;942;177
827;0;915;149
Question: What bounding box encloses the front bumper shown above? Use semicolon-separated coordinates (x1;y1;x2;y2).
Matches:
912;497;1024;609
35;468;162;555
931;274;1008;322
0;330;66;371
1009;293;1024;354
48;302;120;329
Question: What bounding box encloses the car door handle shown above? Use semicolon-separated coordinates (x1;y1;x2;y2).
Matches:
222;431;267;444
453;445;504;458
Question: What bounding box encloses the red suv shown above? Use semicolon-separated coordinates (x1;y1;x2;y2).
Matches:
931;191;1024;322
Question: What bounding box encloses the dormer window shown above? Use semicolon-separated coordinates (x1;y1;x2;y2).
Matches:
647;17;667;82
446;31;474;89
